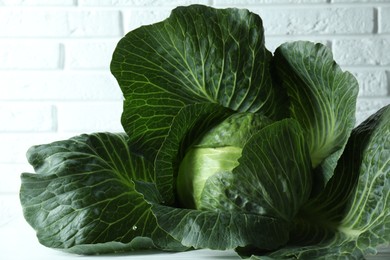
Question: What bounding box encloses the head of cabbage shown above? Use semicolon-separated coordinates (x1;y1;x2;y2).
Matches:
177;112;271;209
20;4;390;259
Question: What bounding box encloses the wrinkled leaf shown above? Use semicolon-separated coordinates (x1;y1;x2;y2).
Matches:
111;5;287;160
274;41;358;172
20;133;186;254
151;204;289;251
200;119;312;221
251;105;390;259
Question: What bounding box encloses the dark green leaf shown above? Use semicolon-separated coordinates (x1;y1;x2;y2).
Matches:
252;105;390;259
20;133;186;254
274;41;359;172
111;5;287;160
200;119;312;222
151;204;289;251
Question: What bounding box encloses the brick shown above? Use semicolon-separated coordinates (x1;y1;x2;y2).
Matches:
0;41;61;70
124;7;374;35
123;8;172;32
122;7;374;36
67;10;123;37
124;6;375;35
0;135;32;164
57;101;123;132
253;7;374;36
350;70;388;97
0;0;75;5
356;97;390;125
0;71;123;101
380;7;390;34
0;10;122;37
78;0;209;6
65;40;119;69
0;10;69;37
333;38;390;66
215;0;327;5
0;133;78;164
265;38;330;53
0;103;56;132
0;164;28;193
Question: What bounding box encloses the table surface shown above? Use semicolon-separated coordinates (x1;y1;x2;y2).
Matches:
1;195;389;260
1;216;241;260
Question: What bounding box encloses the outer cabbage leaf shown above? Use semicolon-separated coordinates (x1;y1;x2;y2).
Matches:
19;133;186;254
151;204;289;251
251;105;390;259
200;119;312;222
111;5;287;161
273;41;359;176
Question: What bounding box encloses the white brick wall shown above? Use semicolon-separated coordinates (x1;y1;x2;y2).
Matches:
0;0;389;205
0;41;62;69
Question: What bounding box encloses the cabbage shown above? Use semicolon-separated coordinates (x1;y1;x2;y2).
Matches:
20;5;389;259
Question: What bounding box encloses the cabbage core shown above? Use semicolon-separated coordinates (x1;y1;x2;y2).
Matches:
176;146;242;209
